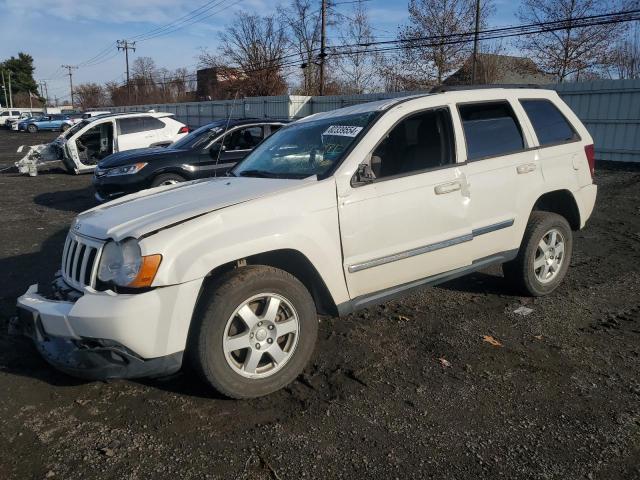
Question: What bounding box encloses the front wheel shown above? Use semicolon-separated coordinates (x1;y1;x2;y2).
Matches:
151;173;185;187
503;211;573;296
188;266;318;399
27;124;38;133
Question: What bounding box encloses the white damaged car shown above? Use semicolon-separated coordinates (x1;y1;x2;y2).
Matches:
15;111;188;175
14;88;597;398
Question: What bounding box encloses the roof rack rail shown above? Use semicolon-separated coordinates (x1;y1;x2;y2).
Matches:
430;84;543;93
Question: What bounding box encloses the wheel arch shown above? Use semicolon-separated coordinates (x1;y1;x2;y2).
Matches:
532;189;581;231
201;249;339;316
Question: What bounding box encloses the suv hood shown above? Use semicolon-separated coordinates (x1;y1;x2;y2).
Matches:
75;176;307;241
98;147;186;168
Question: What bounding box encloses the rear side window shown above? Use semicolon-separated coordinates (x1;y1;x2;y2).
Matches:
459;101;525;160
520;99;578;146
118;117;146;135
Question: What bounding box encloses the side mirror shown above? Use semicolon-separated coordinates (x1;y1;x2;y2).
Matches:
351;162;375;187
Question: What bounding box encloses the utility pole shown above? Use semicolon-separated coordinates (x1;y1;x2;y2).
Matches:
117;40;136;103
61;64;78;108
39;81;49;108
319;0;327;96
471;0;480;85
1;70;7;108
7;71;13;108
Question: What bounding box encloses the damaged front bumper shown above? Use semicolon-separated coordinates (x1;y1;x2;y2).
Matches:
14;143;62;176
11;276;202;380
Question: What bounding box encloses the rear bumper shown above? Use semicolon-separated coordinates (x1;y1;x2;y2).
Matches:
574;183;597;229
14;277;203;380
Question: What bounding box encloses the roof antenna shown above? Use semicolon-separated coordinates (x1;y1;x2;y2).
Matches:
214;90;239;177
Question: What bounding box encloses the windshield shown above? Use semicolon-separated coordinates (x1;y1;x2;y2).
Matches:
232;112;377;179
63;119;91;138
171;123;225;150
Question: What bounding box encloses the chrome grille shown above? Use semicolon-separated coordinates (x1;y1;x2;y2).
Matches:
61;232;103;290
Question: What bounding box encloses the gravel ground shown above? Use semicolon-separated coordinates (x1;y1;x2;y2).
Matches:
0;128;639;480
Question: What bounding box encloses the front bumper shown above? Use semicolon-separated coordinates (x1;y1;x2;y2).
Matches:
14;276;203;380
93;174;149;202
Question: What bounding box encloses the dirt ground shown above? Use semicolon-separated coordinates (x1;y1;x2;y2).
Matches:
0;128;639;480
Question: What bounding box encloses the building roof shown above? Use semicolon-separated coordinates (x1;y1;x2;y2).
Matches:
444;54;554;86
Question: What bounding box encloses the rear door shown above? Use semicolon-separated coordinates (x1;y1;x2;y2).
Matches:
115;117;151;151
454;98;543;260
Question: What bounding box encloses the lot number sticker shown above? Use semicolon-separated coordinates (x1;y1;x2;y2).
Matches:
323;125;363;137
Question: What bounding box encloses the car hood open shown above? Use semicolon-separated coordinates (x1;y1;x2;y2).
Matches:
75;176;306;241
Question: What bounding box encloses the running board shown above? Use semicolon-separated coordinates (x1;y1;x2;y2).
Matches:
336;249;518;316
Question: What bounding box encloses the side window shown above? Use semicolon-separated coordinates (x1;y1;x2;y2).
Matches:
370;108;455;179
12;110;20;116
143;116;165;131
520;99;578;146
224;126;264;150
0;112;8;117
118;117;145;135
459;101;525;161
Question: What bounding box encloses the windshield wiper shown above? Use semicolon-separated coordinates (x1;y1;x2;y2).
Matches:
238;169;278;178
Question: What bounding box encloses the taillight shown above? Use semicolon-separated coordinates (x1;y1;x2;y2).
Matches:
584;144;595;180
178;126;189;134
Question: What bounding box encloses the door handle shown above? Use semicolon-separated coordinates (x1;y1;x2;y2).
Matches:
516;163;537;174
434;181;462;195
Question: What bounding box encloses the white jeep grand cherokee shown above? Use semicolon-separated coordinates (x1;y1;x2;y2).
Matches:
15;87;597;398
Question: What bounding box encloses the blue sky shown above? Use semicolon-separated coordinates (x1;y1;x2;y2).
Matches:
0;0;521;102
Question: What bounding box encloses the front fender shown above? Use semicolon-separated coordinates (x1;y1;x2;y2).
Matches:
139;179;351;306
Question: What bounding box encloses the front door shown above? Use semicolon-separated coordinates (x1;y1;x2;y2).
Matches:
338;107;472;299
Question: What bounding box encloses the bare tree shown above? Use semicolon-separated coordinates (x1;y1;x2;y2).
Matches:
217;12;289;97
517;0;628;82
279;0;322;94
398;0;494;86
335;0;379;93
73;83;107;109
611;24;640;79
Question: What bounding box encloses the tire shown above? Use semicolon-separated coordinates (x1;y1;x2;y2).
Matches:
150;173;185;187
27;124;38;133
503;211;573;296
61;123;70;132
188;266;318;399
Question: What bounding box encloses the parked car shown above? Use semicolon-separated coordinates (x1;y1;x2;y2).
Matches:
1;109;33;127
15;111;189;175
18;114;73;133
6;112;34;130
93;119;287;201
15;87;597;398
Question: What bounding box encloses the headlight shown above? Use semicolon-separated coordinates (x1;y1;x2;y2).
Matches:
97;238;162;288
105;162;147;177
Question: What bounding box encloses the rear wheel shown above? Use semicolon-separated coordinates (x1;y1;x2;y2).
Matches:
188;266;318;399
27;124;38;133
150;173;185;187
503;211;573;296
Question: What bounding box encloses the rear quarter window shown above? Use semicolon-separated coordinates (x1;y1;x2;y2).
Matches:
520;99;579;146
143;117;166;130
458;101;525;160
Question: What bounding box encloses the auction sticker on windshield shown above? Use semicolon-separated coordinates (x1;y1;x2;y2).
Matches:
323;125;363;137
